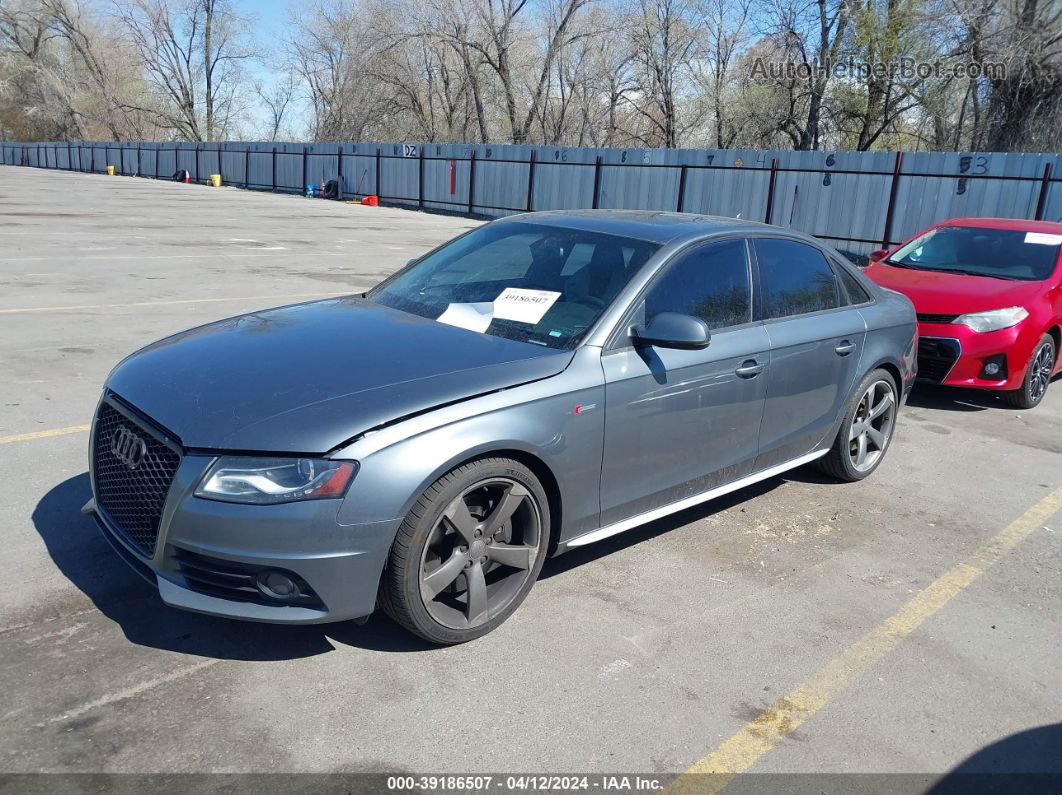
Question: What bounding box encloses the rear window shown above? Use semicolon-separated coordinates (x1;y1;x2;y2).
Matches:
887;227;1061;281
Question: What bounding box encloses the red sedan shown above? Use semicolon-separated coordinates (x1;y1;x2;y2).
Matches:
864;217;1061;408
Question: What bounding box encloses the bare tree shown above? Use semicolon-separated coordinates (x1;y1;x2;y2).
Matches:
113;0;254;140
254;73;297;140
695;0;752;148
627;0;701;147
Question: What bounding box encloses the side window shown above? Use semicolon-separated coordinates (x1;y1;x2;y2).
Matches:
642;239;752;330
755;239;840;318
836;264;872;305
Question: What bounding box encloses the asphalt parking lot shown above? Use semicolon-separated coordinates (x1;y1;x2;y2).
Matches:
1;166;1060;783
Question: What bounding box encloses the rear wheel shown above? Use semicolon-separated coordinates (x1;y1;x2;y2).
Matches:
379;458;550;644
1005;335;1055;409
817;368;898;482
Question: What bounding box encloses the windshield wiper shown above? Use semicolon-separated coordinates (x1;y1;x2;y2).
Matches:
882;258;919;269
936;269;1023;281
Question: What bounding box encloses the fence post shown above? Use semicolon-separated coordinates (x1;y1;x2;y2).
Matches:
418;146;425;209
1034;162;1053;221
880;151;904;249
302;145;308;193
591;155;603;209
375;147;382;198
245;146;251;188
136;142;142;177
154;146;159;179
526;150;537;212
271;146;277;192
194;143;200;183
764;158;778;224
676;164;688;212
467;149;477;214
337;146;344;199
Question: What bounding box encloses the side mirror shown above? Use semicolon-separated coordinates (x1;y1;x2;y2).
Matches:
867;249;889;264
631;312;711;350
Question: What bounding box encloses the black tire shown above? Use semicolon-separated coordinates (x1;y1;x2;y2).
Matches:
817;368;899;482
378;457;551;645
1004;334;1055;409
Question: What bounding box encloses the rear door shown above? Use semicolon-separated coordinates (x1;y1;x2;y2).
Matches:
752;238;867;470
599;239;769;527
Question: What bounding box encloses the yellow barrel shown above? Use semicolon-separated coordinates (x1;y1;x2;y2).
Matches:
208;174;222;187
106;165;115;176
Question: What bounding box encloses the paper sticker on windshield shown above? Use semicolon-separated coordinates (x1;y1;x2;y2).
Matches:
493;288;561;324
1025;232;1062;246
436;302;493;333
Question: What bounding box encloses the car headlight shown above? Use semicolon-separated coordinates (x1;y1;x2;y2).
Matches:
953;306;1028;333
195;457;357;504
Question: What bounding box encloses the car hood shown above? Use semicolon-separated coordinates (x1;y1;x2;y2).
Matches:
106;296;573;453
865;262;1043;315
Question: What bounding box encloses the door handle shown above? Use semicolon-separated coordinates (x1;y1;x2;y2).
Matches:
835;340;856;356
735;359;764;378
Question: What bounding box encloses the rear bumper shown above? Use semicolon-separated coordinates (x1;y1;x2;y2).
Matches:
916;322;1038;391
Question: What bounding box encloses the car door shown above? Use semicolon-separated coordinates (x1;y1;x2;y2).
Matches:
598;238;770;528
751;237;868;470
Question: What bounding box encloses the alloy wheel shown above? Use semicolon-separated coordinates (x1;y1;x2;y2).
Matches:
418;477;543;630
1029;343;1054;403
848;379;897;473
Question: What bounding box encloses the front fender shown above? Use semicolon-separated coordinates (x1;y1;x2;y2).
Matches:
333;347;606;545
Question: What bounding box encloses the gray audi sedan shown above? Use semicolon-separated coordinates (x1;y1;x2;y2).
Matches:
84;211;916;643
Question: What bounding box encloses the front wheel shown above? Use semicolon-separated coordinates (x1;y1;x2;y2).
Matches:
817;368;898;482
1005;335;1055;409
378;458;550;644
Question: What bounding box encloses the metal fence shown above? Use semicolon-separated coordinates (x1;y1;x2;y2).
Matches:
3;139;1060;257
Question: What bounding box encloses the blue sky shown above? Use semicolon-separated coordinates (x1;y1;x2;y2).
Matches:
234;0;301;133
236;0;290;40
237;0;291;74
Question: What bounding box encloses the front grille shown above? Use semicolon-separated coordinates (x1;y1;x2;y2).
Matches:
917;337;961;383
171;548;323;608
917;313;959;324
92;400;181;556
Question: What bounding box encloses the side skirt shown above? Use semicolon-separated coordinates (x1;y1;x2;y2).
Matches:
560;449;829;551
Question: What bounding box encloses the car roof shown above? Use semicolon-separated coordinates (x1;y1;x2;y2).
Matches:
937;217;1062;233
498;209;777;245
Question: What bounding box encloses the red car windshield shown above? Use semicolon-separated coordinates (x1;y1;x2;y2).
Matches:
886;226;1061;282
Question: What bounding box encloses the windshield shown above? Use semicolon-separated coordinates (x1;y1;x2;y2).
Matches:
886;226;1061;281
368;222;660;349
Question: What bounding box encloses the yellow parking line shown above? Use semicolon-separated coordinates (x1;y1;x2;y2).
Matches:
0;425;91;444
0;292;349;315
673;485;1062;793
